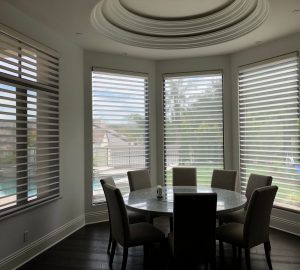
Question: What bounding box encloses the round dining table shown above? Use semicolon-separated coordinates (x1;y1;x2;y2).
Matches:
123;186;247;216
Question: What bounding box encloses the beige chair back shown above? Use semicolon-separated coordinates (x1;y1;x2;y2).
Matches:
100;177;116;224
172;167;197;186
127;169;151;191
101;176;116;187
211;169;237;191
245;174;272;209
244;185;278;248
102;183;130;246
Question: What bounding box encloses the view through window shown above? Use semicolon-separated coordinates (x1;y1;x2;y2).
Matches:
92;69;149;203
239;53;300;212
0;26;59;217
163;72;224;186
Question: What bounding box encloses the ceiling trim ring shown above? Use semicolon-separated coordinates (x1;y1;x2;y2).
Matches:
103;0;255;36
91;0;270;49
119;0;236;20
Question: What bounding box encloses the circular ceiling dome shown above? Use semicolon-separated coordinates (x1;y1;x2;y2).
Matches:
91;0;270;49
120;0;234;19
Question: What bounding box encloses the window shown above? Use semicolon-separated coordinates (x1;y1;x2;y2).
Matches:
163;72;224;186
239;53;300;212
92;68;149;203
0;25;60;217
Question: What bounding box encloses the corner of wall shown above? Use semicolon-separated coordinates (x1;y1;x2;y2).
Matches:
0;215;85;270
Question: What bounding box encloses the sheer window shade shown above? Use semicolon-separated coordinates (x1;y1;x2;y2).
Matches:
0;25;60;217
239;53;300;212
163;72;224;186
92;69;149;203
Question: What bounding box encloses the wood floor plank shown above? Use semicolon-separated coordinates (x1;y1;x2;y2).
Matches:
18;217;300;270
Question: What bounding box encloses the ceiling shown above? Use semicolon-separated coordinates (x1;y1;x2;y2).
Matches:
4;0;300;60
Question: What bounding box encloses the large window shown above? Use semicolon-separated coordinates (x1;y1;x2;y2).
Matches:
0;25;60;217
239;53;300;212
163;72;224;186
92;69;149;203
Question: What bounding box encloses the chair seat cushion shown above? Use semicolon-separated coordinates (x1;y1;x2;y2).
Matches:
127;209;147;223
218;209;246;224
216;223;244;246
128;222;165;246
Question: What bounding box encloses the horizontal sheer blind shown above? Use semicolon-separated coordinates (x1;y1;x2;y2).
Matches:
163;72;224;186
92;69;149;203
239;53;300;212
0;25;60;217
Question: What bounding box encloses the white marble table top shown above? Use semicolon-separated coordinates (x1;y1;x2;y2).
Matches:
123;186;247;216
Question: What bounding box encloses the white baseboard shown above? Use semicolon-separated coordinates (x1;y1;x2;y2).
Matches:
0;210;108;270
0;215;85;270
85;209;108;224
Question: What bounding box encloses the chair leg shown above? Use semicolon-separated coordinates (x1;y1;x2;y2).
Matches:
121;247;128;270
169;216;173;232
232;244;237;260
245;248;251;270
210;256;216;270
210;239;217;270
264;241;273;270
219;241;224;263
109;240;117;267
107;231;112;254
143;244;150;265
238;247;242;268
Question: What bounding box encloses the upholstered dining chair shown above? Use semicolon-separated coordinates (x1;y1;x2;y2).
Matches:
218;174;272;224
211;169;237;191
127;169;151;191
172;167;197;186
100;177;146;254
102;183;165;270
216;185;278;270
168;193;217;269
127;169;157;223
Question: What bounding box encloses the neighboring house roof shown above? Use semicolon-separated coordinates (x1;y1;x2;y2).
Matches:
93;119;129;147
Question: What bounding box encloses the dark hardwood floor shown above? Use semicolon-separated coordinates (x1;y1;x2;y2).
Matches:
18;217;300;270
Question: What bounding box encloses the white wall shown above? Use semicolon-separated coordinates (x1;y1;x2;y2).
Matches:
0;2;85;269
0;1;299;268
83;51;156;222
230;32;300;235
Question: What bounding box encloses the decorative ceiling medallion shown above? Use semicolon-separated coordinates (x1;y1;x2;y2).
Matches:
91;0;270;49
